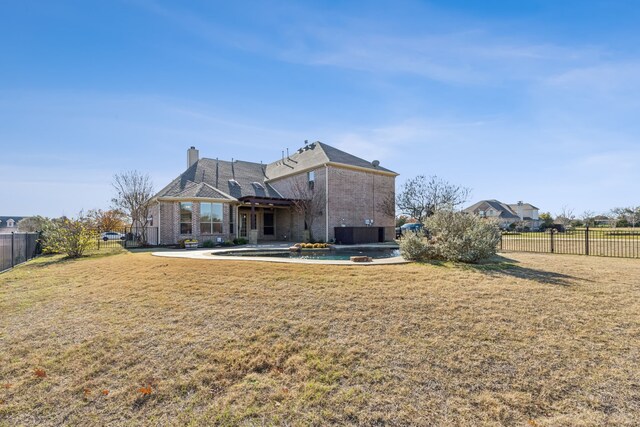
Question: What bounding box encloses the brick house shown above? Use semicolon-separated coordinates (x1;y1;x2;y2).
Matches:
150;142;398;244
464;200;540;230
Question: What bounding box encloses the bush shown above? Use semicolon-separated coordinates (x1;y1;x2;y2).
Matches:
201;240;215;248
233;237;248;245
44;216;98;258
399;211;500;263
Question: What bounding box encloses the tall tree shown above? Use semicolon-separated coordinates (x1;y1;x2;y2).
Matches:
539;212;554;228
111;171;154;243
396;175;470;223
87;209;127;232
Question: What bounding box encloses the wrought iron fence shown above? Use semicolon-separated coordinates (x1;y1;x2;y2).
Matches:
0;232;41;273
500;227;640;259
94;227;159;249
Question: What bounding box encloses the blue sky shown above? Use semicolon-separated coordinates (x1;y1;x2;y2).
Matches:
2;0;640;218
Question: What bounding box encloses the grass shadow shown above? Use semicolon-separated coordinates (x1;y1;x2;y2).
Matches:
420;254;579;286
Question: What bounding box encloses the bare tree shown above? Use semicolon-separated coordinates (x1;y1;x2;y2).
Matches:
611;206;640;228
581;210;596;227
286;176;325;242
396;175;470;223
111;171;154;244
379;192;397;220
554;206;575;229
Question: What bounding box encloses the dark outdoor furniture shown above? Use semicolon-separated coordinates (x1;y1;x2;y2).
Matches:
334;226;385;244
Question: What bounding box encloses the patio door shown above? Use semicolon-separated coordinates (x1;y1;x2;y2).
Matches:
240;213;248;237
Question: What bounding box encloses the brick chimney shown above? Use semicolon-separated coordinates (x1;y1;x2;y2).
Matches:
187;146;199;168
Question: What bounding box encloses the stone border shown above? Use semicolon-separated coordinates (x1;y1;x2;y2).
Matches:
151;246;408;265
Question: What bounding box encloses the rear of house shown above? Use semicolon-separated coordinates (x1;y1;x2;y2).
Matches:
150;142;398;245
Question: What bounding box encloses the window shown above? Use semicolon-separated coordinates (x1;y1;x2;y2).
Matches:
180;202;193;234
263;211;274;236
307;170;315;190
200;202;223;234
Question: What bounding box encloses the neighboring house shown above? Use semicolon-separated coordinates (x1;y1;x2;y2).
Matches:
150;142;398;244
464;200;540;230
0;216;25;234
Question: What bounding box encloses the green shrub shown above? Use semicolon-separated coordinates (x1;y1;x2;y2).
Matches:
44;215;98;258
202;240;215;248
233;238;248;245
399;211;500;263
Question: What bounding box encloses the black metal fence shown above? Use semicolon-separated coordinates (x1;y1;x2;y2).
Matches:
500;227;640;259
94;227;159;249
0;232;41;273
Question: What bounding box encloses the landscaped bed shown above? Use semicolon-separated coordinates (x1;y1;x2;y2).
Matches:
1;251;639;425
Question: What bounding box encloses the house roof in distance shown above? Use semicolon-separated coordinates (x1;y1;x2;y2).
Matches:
265;141;397;180
464;200;521;219
0;216;25;229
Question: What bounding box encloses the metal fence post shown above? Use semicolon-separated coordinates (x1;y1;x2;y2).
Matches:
550;229;555;253
11;232;15;268
585;225;590;256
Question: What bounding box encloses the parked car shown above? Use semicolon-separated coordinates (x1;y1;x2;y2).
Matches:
100;231;126;241
401;223;424;233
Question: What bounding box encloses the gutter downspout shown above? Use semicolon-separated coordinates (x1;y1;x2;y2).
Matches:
325;164;329;242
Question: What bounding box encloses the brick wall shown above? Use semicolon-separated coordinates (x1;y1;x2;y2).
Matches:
327;167;395;241
270;168;327;242
270;165;396;242
158;200;233;244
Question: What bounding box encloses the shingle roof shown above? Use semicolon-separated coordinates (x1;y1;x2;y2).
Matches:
507;203;540;211
0;216;24;229
154;159;283;200
265;141;396;180
464;200;520;219
155;142;397;201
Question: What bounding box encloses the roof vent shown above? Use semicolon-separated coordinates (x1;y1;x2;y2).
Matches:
372;160;380;167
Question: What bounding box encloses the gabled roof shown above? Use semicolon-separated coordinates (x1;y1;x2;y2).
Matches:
154;159;283;200
265;141;397;180
154;142;397;202
464;200;520;219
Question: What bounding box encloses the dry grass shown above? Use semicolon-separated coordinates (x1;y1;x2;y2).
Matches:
1;251;640;426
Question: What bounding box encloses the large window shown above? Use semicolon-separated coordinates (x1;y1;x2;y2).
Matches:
229;205;235;236
180;202;193;234
200;202;223;234
263;211;274;236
